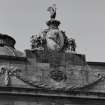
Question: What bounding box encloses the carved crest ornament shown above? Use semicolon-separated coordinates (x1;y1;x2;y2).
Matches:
49;69;67;82
31;4;76;52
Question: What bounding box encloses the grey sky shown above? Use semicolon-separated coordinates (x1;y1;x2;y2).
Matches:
0;0;105;62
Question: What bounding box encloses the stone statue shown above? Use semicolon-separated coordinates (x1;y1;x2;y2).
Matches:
47;4;56;19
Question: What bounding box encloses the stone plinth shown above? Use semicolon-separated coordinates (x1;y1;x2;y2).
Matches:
26;50;86;66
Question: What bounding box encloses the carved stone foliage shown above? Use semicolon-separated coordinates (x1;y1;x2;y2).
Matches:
31;34;46;50
67;38;76;52
31;30;76;53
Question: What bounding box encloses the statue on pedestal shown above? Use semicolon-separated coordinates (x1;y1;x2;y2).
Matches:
30;4;76;53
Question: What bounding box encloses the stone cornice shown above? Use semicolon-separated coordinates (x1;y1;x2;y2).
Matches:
87;61;105;66
0;86;105;100
0;55;27;61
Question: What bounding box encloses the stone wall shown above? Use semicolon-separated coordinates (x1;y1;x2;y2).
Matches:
0;50;105;104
